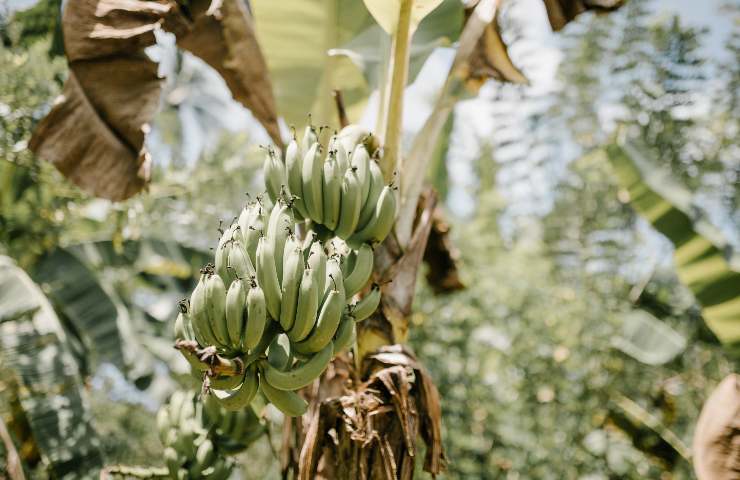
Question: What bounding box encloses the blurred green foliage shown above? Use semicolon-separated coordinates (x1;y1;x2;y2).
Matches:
0;0;738;479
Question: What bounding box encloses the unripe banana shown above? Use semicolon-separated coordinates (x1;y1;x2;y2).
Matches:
174;310;188;341
263;147;286;205
350;145;371;205
357;159;384;229
207;459;232;480
209;373;244;391
279;244;303;332
350;284;381;322
227;240;255;281
259;379;308;417
302;142;324;223
267;333;292;371
333;314;356;355
267;201;292;283
156;408;171;444
301;124;318;152
214;227;234;282
211;365;259;411
256;236;281;321
334;167;362;239
225;278;247;349
322;152;342;230
307;241;327;296
260;341;332;391
329;135;350;174
292;287;343;355
336;124;369;154
189;438;216;477
324;257;346;301
239;203;265;266
285;138;309;219
288;268;319;342
244;282;267;351
205;273;230;347
190;273;219;347
348;185;397;246
244;321;279;366
344;244;374;299
164;447;181;476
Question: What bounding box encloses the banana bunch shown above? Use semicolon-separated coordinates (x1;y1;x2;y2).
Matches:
263;123;397;247
156;389;264;479
249;201;379;417
175;175;384;418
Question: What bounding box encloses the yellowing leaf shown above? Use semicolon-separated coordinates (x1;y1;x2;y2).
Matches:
252;0;374;128
363;0;445;34
541;0;625;32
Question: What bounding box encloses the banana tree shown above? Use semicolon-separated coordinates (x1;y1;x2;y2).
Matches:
24;0;627;478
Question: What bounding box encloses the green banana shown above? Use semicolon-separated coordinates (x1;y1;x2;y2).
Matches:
307;240;327;296
256;236;281;321
259;379;308;417
336;124;368;154
333;314;356;355
207;459;232;480
279;243;304;332
156;408;171;444
293;288;343;355
189;438;216;477
214;227;233;282
344;244;374;299
350;284;381;322
267;333;292;371
227;240;255;281
350;145;371;205
285;138;309;219
190;273;219;347
301;124;318;152
348;185;397;246
260;341;332;391
211;365;259;411
334;167;362;239
174;310;188;341
244;282;267;350
244;321;279;366
209;372;244;391
288;268;319;342
302;142;324;223
225;278;246;349
205;273;230;347
357;159;384;229
267;201;292;283
239;202;265;266
324;257;346;301
329;135;350;174
322;152;342;230
263;147;286;205
164;447;181;476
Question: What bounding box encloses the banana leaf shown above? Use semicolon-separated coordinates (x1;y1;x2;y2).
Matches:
605;141;740;346
0;255;104;478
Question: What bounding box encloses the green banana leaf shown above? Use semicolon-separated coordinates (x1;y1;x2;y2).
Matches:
612;310;686;365
0;255;104;478
32;248;129;374
329;0;463;91
251;0;462;129
252;0;375;128
605;141;740;346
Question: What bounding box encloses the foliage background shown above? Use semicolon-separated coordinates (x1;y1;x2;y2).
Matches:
0;0;738;478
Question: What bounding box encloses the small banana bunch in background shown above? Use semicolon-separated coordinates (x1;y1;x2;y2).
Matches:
263;123;397;248
156;390;265;479
174;194;381;418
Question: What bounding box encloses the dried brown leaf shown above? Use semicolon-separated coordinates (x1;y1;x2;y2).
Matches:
177;0;281;146
692;374;740;480
424;206;465;294
29;0;180;200
463;1;528;90
542;0;625;31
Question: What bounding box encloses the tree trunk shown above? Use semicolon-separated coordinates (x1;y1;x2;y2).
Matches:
282;189;446;479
